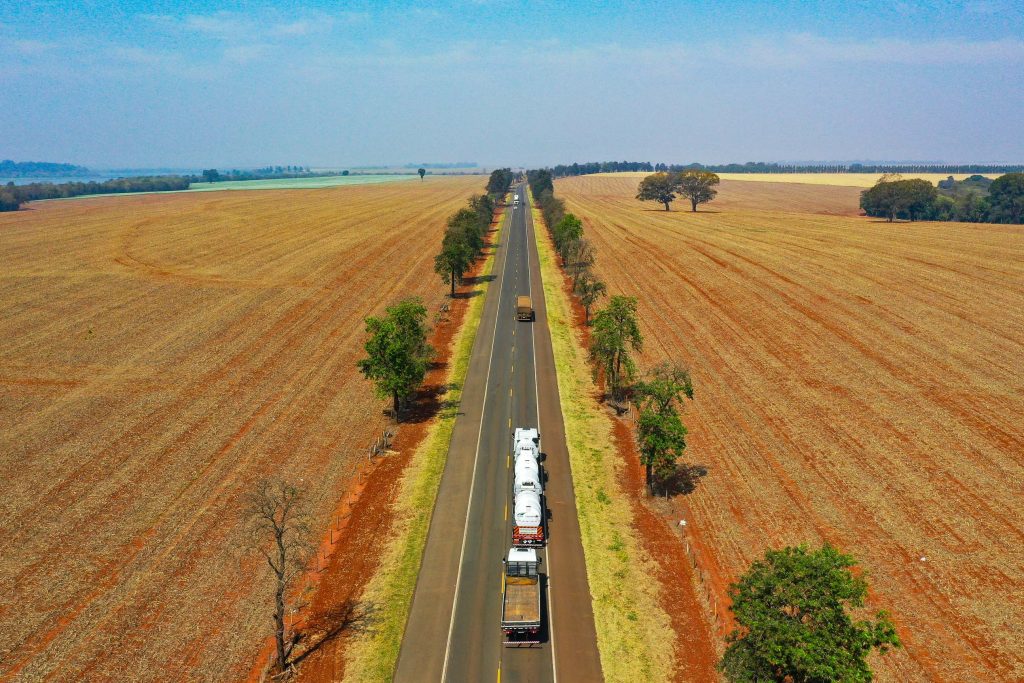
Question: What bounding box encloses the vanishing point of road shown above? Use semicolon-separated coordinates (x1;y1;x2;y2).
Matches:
394;184;603;682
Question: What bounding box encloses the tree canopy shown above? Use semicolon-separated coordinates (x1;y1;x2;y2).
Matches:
589;295;643;402
636;172;678;211
418;167;426;180
486;167;514;196
357;298;433;419
988;172;1024;224
721;543;900;683
675;169;720;212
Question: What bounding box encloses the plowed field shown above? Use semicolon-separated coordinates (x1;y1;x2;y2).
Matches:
558;174;1024;682
0;176;482;681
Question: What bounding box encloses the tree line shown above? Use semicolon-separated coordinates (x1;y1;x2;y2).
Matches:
0;175;192;211
861;172;1024;224
546;160;1024;178
486;168;514;196
433;193;496;297
0;159;92;177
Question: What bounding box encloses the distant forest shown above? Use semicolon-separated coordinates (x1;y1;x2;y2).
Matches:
0;160;92;178
550;160;1024;178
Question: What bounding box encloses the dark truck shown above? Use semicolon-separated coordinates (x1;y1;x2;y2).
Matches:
501;547;542;645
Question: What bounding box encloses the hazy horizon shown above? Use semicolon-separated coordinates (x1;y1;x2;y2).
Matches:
3;0;1023;169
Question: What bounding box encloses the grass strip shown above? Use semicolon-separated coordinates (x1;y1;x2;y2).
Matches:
343;205;506;682
530;191;675;682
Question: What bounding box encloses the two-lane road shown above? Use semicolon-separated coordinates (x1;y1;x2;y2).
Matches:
395;185;602;682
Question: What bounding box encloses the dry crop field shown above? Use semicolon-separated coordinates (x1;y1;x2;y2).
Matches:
0;176;482;681
558;174;1024;681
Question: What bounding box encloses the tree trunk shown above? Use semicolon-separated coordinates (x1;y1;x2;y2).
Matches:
275;581;286;671
450;269;456;297
663;201;670;211
691;198;698;212
393;391;400;420
645;462;653;496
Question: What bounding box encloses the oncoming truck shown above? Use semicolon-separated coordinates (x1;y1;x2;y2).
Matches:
501;547;542;645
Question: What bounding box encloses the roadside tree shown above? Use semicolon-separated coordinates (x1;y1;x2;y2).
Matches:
589;295;643;402
720;543;900;683
357;297;433;419
636;172;677;211
637;406;688;494
434;230;473;297
674;169;720;212
553;213;584;265
574;271;607;324
244;480;313;674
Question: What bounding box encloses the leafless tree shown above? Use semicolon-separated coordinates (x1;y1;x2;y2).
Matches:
568;239;595;290
244;480;313;674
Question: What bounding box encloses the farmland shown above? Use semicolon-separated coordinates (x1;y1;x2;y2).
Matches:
0;176;482;681
558;174;1024;681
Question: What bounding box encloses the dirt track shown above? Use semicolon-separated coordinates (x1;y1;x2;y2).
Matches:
0;177;482;681
559;174;1024;682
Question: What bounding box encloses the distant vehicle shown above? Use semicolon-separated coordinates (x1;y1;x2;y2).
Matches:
516;295;534;321
501;547;542;645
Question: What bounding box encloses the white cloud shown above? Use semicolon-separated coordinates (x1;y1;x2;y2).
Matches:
11;39;57;55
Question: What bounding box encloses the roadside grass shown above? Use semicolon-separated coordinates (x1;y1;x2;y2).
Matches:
530;194;675;682
342;204;507;682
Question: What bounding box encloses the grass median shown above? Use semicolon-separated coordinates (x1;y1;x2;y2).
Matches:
530;193;674;682
342;205;506;682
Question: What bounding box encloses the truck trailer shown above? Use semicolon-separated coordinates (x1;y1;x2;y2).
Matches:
516;295;534;321
501;547;542;645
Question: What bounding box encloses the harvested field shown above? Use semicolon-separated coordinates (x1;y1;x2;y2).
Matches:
558;174;1024;682
0;176;483;681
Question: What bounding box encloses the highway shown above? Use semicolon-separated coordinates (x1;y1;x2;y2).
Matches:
394;184;603;682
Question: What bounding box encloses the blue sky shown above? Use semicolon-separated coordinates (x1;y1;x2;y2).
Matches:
2;0;1023;168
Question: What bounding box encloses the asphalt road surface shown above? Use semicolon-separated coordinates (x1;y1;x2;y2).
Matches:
394;185;602;682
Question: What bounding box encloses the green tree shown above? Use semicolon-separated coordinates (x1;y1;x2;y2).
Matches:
574;271;607;324
674;169;720;212
553;213;584;264
720;544;900;683
202;169;221;183
636;172;677;211
434;230;473;297
637;361;694;415
988;172;1024;223
357;298;433;419
418;167;426;180
637;407;688;494
589;295;643;402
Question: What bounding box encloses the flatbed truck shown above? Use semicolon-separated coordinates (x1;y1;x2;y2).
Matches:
501;547;542;645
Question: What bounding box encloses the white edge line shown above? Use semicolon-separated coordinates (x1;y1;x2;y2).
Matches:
440;194;512;682
524;187;558;683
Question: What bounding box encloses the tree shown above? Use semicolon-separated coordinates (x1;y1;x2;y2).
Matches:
720;544;900;683
201;169;221;183
637;407;688;494
434;229;473;297
553;213;583;265
568;238;595;290
486;168;514;196
988;172;1024;223
574;271;607;324
636;361;694;416
244;480;313;674
357;298;433;418
589;295;643;402
674;169;720;212
418;167;426;180
636;172;677;211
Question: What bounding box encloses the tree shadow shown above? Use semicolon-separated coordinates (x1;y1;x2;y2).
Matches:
451;289;483;300
399;380;461;424
657;463;709;497
462;273;495;285
288;601;378;667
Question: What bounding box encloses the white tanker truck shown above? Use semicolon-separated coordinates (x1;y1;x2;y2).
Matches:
512;427;545;546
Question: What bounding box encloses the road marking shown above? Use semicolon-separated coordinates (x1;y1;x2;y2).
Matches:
508;417;511;428
504;498;508;520
441;197;513;682
497;664;501;683
509;388;512;397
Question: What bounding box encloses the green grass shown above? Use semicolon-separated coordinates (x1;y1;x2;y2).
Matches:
343;202;507;682
530;193;675;682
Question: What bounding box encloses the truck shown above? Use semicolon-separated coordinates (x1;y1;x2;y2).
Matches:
501;547;542;645
514;454;542;495
513;427;539;457
513;490;545;546
516;295;534;321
